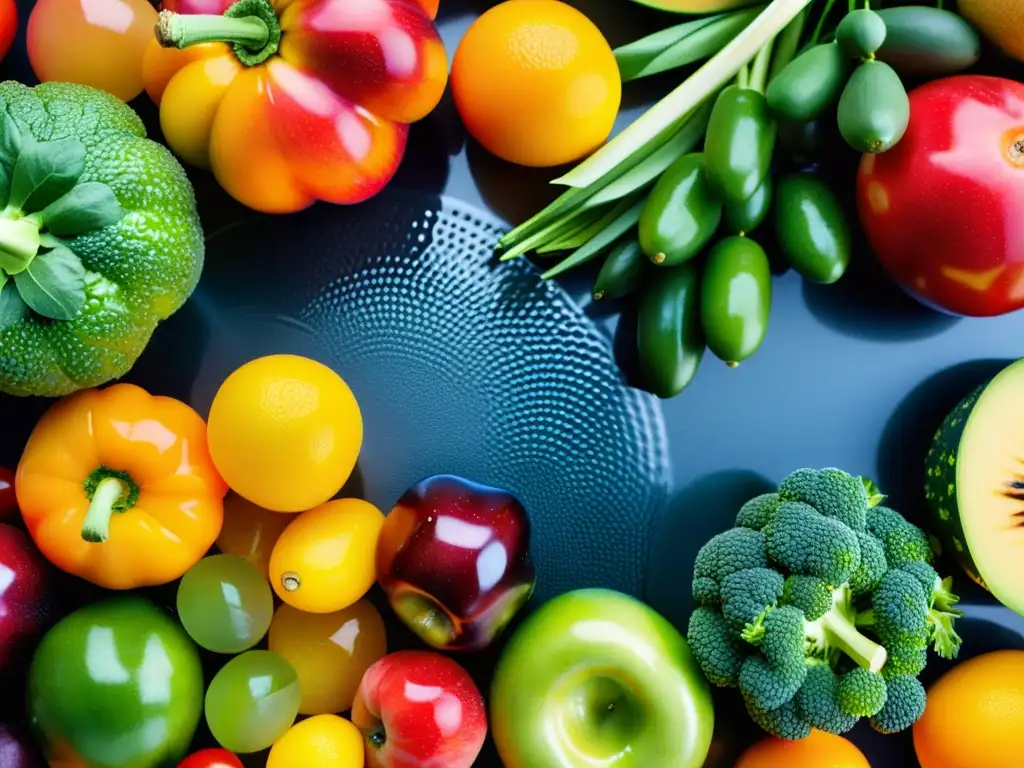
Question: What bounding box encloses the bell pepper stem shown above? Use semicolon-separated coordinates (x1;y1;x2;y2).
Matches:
157;9;270;50
82;477;125;544
0;217;41;275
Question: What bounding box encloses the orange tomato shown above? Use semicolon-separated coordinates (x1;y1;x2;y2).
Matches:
268;600;387;715
27;0;157;101
267;715;364;768
735;730;870;768
216;493;293;578
207;355;362;513
451;0;621;168
914;650;1024;768
269;499;384;613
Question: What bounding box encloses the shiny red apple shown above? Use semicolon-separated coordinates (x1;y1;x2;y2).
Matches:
351;650;487;768
857;75;1024;317
376;474;536;651
0;467;16;521
0;523;52;670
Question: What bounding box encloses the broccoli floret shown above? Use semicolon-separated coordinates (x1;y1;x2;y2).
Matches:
779;467;869;531
781;575;832;621
849;532;888;596
739;654;806;711
870;675;927;734
837;668;887;717
736;493;781;530
720;568;785;632
866;506;933;567
796;665;858;734
898;561;964;660
692;528;768;605
742;691;813;741
765;502;862;586
687;607;748;687
882;643;927;679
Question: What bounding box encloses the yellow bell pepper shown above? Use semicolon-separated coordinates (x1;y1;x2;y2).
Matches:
15;383;228;590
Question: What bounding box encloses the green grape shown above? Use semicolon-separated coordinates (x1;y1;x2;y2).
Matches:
205;650;301;754
177;554;274;654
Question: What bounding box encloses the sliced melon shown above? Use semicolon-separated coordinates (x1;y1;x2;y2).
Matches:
925;358;1024;615
628;0;761;15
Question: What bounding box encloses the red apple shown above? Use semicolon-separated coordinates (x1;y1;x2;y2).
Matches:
351;650;487;768
0;467;16;521
376;475;536;651
0;523;53;670
857;75;1024;317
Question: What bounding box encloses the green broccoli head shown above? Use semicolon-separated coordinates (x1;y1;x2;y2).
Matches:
736;492;781;531
692;527;768;606
866;506;934;567
742;691;813;741
720;568;785;632
795;665;858;734
837;667;888;717
765;501;862;586
739;654;807;713
881;643;927;679
870;675;927;734
898;561;964;660
866;569;930;646
781;575;832;621
686;606;748;687
849;531;888;596
778;467;869;531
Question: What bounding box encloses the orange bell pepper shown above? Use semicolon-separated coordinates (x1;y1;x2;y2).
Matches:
15;383;228;590
142;0;448;213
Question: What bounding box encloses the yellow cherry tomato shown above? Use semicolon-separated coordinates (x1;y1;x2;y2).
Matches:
216;493;294;578
268;600;387;715
269;499;384;613
267;714;364;768
206;354;363;513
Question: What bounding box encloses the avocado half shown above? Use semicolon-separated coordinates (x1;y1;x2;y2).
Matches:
925;358;1024;615
629;0;760;14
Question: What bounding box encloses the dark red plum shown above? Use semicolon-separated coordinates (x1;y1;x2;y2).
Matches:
377;475;536;651
0;524;52;671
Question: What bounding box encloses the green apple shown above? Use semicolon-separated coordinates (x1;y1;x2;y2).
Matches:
490;588;714;768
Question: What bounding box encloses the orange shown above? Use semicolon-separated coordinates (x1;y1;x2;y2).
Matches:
207;354;362;513
269;498;384;613
267;715;364;768
268;600;387;714
451;0;621;168
216;493;293;577
958;0;1024;64
914;650;1024;768
735;730;870;768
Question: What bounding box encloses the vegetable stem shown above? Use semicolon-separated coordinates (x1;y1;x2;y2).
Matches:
748;36;775;93
82;477;126;544
809;0;837;45
552;0;816;190
0;217;41;274
157;9;269;49
737;62;750;89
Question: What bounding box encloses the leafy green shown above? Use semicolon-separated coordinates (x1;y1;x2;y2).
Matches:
13;244;86;320
541;195;645;280
0;278;26;330
9;137;87;213
37;182;124;236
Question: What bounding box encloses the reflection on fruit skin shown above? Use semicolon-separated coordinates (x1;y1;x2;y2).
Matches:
268;600;387;715
216;494;294;578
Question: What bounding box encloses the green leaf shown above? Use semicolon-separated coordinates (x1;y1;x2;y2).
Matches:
541;195;646;280
0;104;22;170
13;245;86;321
38;182;124;236
0;278;28;331
860;476;886;508
616;7;767;82
9;138;87;214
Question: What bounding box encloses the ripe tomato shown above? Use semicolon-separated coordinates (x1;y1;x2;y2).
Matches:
857;75;1024;317
0;466;16;520
0;0;16;65
178;749;243;768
